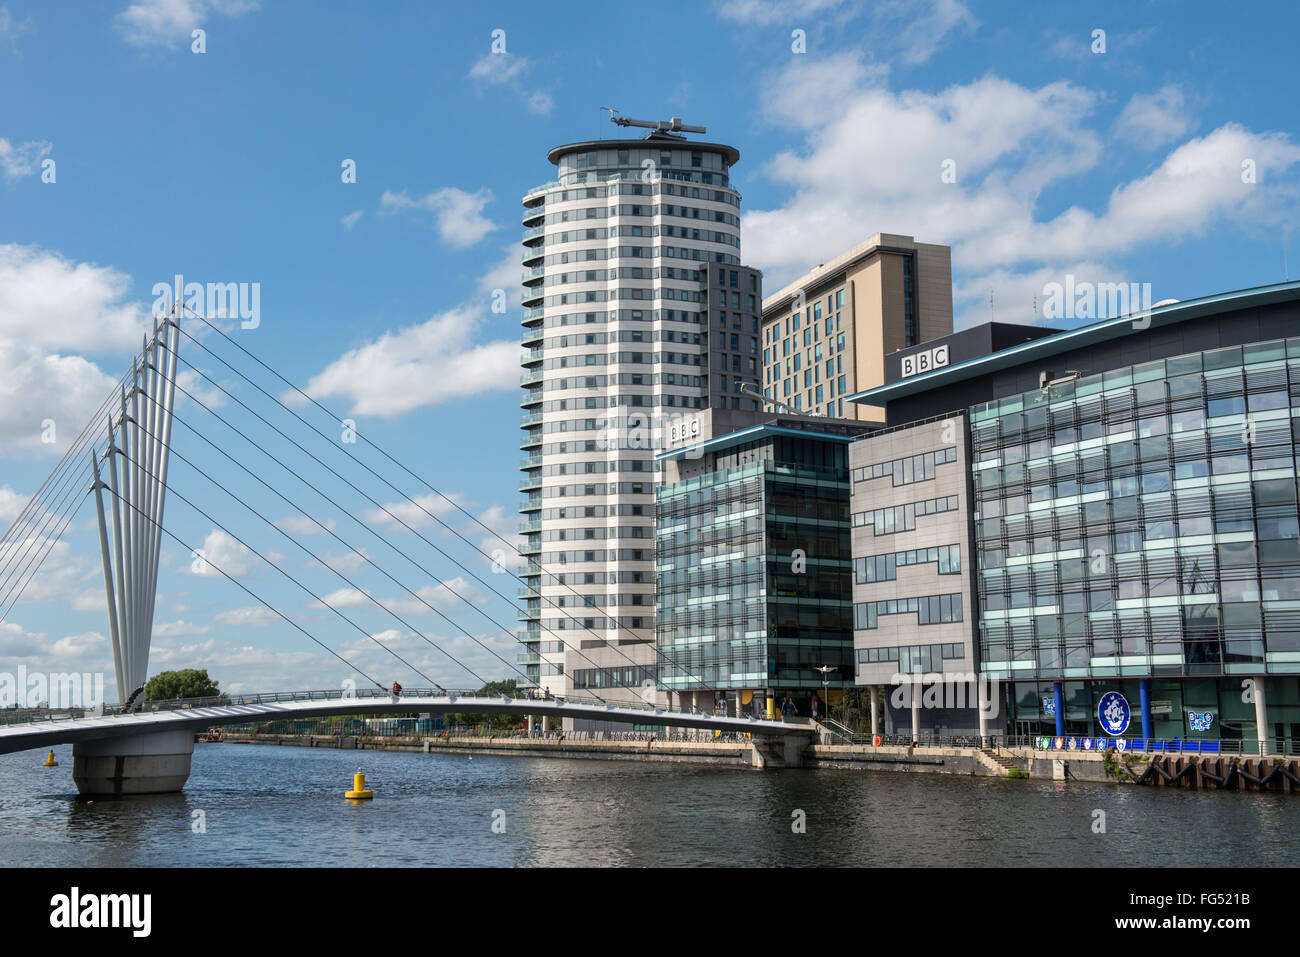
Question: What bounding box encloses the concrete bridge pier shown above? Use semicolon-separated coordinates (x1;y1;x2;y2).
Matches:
72;729;194;796
749;733;807;769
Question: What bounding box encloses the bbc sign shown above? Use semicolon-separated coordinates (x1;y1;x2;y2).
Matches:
899;344;950;378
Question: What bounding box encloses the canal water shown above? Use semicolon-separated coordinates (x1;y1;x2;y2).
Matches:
3;742;1298;867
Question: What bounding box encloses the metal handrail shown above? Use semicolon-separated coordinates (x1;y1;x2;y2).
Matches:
0;686;793;729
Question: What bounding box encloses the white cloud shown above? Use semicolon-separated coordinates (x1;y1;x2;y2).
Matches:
0;620;113;673
467;52;554;116
212;604;277;627
716;0;974;64
0;345;119;461
746;57;1300;326
379;187;497;247
387;577;488;616
468;51;530;84
363;491;465;531
1115;85;1194;149
311;547;371;576
0;138;51;178
116;0;260;47
294;305;517;417
715;0;850;26
879;0;977;65
72;589;108;613
195;528;256;578
0;244;147;352
0;245;146;454
315;586;371;609
0;6;34;52
476;245;523;311
152;618;213;638
1;536;96;607
174;366;227;411
0;484;28;524
341;209;363;230
470;503;524;571
275;514;336;536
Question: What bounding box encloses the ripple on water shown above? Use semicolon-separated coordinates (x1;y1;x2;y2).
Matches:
2;743;1298;867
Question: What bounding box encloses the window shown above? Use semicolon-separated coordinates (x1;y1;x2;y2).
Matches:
853;594;963;629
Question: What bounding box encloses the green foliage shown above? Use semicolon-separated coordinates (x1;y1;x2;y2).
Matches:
830;687;871;731
1005;767;1029;779
144;669;221;701
444;679;526;731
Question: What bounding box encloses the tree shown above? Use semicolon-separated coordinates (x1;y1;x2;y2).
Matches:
145;669;221;701
445;678;526;731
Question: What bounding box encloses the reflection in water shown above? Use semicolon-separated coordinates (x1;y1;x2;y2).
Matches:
2;742;1297;867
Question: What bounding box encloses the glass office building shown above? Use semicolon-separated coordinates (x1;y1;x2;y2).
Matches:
655;415;866;717
972;337;1300;740
847;282;1300;749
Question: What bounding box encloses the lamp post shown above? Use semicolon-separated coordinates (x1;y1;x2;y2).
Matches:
816;665;834;725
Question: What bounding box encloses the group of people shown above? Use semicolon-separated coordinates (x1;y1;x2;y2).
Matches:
389;682;555;702
779;692;823;722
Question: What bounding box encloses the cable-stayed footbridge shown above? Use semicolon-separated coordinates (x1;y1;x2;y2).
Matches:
0;306;810;794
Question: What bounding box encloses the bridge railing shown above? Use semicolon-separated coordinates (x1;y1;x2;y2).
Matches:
0;687;797;728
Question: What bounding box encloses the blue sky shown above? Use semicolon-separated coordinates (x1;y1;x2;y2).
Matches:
1;0;1297;698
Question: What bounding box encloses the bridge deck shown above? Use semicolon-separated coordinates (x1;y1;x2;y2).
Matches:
0;693;814;755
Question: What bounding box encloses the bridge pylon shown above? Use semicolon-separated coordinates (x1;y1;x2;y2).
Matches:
76;310;192;796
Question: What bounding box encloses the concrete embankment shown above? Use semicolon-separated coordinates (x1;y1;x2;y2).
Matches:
214;733;1300;791
218;733;754;768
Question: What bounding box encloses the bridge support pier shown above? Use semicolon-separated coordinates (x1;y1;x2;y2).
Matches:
72;729;194;796
749;734;807;769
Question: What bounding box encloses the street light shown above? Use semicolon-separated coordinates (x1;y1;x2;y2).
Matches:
816;665;835;725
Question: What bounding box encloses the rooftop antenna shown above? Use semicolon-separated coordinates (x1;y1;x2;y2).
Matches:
605;111;707;138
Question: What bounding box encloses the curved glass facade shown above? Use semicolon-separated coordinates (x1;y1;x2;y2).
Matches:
972;337;1300;682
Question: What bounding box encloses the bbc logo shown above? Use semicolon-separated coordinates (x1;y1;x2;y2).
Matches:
900;344;950;378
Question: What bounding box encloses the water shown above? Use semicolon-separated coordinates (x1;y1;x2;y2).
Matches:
3;742;1298;866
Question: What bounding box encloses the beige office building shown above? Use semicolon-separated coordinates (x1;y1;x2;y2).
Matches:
760;234;953;420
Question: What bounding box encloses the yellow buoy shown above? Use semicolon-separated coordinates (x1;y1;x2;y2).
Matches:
41;750;58;767
344;768;373;800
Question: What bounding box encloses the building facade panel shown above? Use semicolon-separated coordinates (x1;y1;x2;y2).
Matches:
519;131;762;709
850;416;977;700
848;286;1300;749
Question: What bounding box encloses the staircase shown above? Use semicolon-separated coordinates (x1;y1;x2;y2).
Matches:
819;717;856;745
978;747;1019;775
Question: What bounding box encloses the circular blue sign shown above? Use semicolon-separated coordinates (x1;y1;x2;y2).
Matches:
1098;691;1131;736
